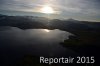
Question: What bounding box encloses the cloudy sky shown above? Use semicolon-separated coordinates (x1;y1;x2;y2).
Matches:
0;0;100;21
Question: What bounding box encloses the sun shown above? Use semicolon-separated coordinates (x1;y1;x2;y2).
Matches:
41;5;54;14
44;29;50;32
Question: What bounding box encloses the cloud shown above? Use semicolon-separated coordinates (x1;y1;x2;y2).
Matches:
0;0;100;21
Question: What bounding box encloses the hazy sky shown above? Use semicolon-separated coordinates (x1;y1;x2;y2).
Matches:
0;0;100;21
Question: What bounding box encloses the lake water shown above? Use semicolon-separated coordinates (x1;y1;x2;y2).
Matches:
0;26;78;63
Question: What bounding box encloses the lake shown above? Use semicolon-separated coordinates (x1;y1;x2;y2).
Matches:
0;26;78;64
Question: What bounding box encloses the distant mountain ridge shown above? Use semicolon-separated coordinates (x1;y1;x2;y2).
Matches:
0;14;100;34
